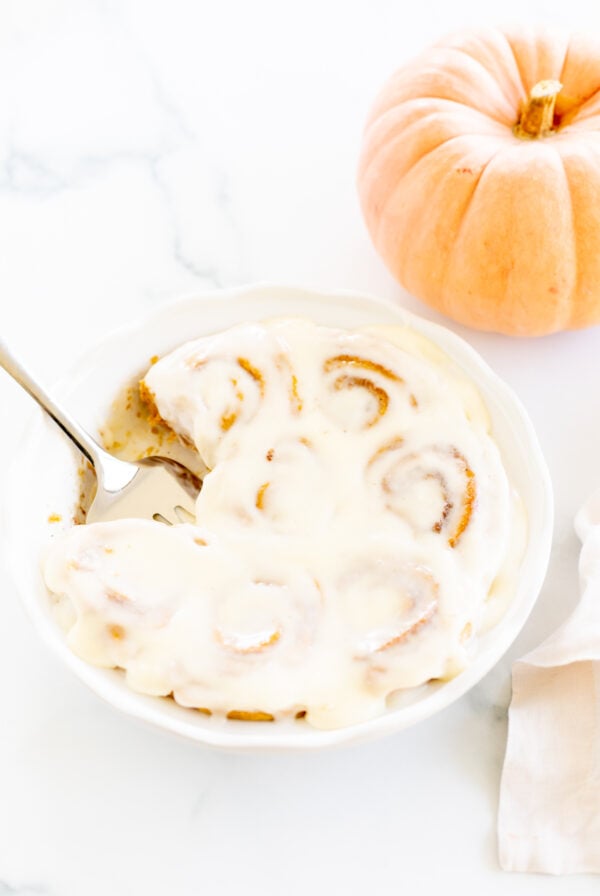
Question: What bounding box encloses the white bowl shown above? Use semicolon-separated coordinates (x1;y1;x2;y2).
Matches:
3;285;553;751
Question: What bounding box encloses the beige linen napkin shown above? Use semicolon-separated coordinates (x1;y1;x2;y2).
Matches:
498;489;600;874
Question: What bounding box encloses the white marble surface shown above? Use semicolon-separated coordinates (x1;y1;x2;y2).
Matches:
1;0;600;892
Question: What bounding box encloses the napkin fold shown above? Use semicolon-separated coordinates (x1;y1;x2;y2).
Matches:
498;489;600;874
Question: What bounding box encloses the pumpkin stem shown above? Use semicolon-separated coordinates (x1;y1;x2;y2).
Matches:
513;79;563;139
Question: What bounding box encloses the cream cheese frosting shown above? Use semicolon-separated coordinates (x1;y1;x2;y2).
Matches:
42;318;524;729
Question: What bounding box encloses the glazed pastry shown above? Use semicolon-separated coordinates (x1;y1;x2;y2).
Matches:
42;319;524;729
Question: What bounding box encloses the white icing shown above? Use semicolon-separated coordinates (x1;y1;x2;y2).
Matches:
42;318;524;729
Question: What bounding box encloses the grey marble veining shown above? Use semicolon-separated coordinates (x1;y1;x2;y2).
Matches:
0;883;53;896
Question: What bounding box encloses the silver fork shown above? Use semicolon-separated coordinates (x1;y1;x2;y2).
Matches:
0;340;199;525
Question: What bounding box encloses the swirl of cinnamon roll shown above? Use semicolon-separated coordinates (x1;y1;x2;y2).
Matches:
251;437;330;528
191;354;265;434
214;572;321;660
198;435;333;535
275;353;304;415
320;354;417;430
339;559;438;656
368;439;477;548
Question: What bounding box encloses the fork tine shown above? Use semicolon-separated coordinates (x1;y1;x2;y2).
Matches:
87;455;200;525
174;505;196;524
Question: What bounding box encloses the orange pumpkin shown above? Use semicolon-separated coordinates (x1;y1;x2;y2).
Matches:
358;27;600;336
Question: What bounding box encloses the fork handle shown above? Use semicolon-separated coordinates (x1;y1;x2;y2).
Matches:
0;338;136;491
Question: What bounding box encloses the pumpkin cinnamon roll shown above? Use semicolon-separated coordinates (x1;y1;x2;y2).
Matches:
339;558;439;656
139;323;277;467
367;439;477;548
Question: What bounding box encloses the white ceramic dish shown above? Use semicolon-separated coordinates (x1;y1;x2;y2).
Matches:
3;284;553;751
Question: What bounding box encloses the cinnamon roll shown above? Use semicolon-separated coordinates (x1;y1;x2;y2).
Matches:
368;440;477;548
339;558;438;655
